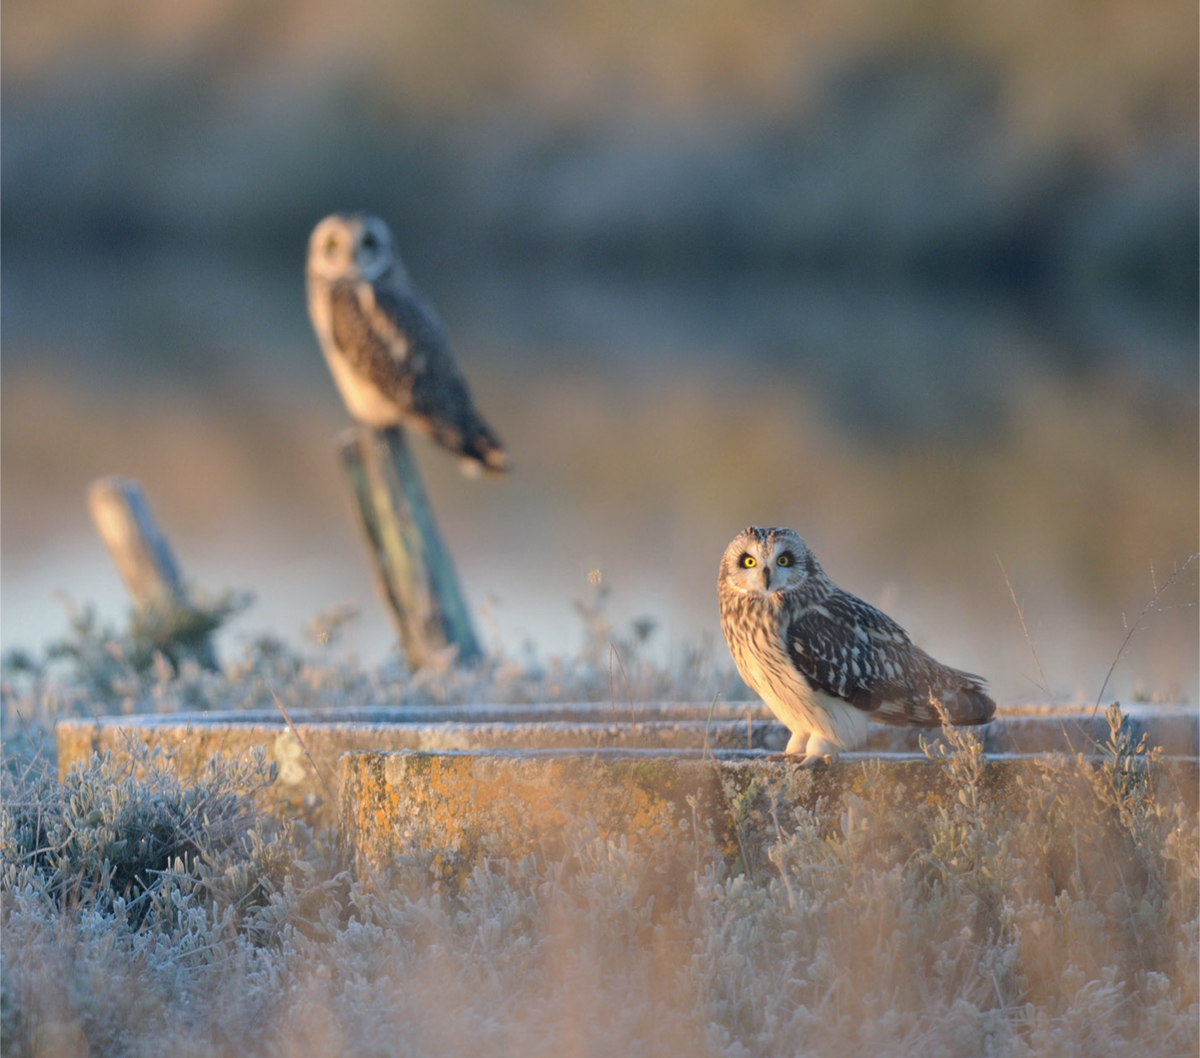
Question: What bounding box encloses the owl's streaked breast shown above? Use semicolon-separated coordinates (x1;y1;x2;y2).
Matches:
325;347;406;426
308;275;408;427
721;591;815;726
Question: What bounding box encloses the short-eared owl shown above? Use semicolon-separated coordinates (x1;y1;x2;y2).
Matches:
719;526;995;765
306;213;508;475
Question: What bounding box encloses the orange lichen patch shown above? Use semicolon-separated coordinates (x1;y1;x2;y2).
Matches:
340;752;838;886
339;751;1200;891
339;752;718;885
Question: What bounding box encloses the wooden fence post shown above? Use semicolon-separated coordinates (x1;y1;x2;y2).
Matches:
338;426;482;670
87;475;220;671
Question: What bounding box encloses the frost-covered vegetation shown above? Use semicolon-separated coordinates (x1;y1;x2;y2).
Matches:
0;587;739;768
2;606;1197;1058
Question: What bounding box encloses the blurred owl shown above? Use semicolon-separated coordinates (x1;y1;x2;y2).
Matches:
306;212;508;475
719;526;995;766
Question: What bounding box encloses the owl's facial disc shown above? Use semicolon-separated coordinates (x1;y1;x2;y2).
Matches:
307;217;356;280
354;218;393;280
308;214;394;282
723;527;810;596
736;549;771;593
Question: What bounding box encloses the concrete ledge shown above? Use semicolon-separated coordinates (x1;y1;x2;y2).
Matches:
337;748;1200;887
55;704;778;827
56;702;1197;828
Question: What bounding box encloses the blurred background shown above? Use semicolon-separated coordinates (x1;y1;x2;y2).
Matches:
3;0;1197;703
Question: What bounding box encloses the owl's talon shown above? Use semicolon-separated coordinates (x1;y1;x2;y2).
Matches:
763;751;834;768
798;752;835;769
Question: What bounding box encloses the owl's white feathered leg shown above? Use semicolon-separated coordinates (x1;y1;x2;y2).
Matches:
784;729;807;755
776;729;839;767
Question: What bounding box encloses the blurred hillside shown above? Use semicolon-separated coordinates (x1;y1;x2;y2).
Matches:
2;0;1197;698
5;0;1196;381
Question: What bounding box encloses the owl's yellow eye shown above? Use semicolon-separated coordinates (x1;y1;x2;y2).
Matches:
324;236;341;257
778;553;791;567
740;554;757;568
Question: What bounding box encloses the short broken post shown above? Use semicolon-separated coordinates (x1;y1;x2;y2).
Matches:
338;425;482;670
87;475;220;671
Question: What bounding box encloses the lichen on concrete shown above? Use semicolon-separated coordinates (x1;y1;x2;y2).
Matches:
338;747;1199;893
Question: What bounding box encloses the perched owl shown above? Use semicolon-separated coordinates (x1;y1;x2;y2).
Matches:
719;526;995;766
306;212;508;475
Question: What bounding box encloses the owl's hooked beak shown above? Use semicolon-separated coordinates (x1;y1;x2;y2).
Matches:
761;566;772;592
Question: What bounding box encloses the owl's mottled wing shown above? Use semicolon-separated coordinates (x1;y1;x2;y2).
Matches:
785;590;990;726
329;281;507;469
329;281;434;400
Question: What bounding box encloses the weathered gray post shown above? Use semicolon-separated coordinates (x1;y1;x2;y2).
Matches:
86;475;220;671
338;426;482;670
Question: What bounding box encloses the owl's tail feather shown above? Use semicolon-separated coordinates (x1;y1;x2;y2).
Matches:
937;671;996;726
457;419;509;477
